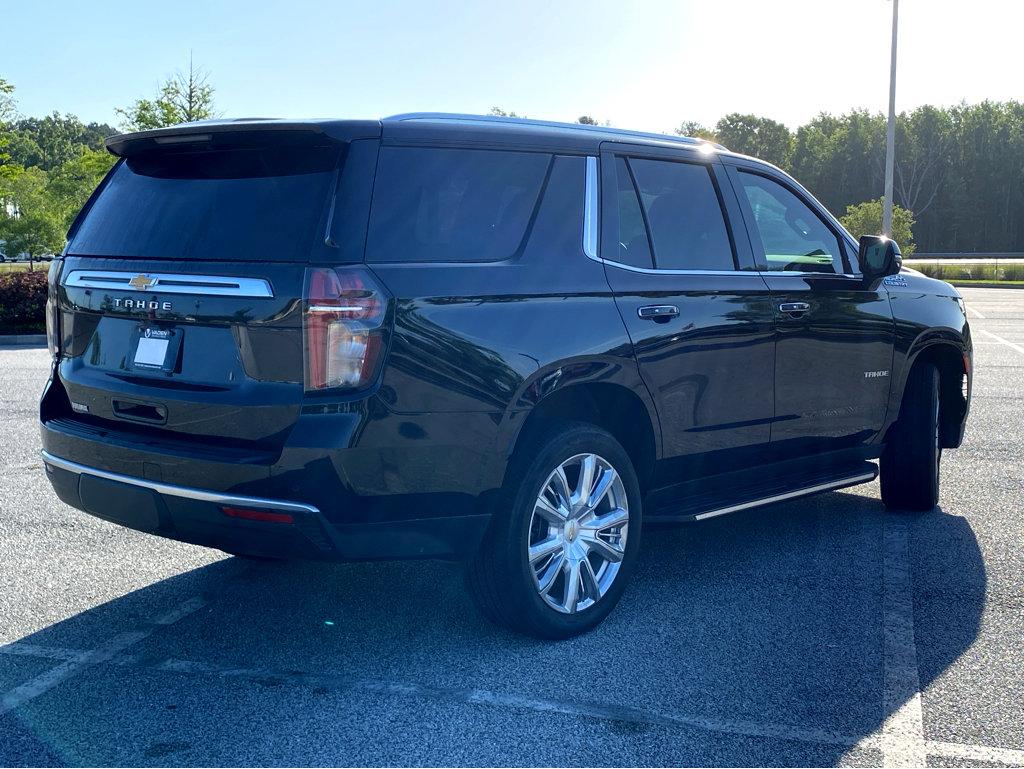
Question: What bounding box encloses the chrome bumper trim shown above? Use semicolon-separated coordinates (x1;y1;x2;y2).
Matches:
40;450;319;515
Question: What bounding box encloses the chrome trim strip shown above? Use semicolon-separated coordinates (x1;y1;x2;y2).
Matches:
41;450;319;515
583;156;599;259
691;471;877;521
307;305;364;313
63;270;273;298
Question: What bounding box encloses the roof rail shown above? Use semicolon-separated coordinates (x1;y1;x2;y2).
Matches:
384;112;727;151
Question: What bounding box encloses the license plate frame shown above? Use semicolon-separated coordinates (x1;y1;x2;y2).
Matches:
129;325;182;372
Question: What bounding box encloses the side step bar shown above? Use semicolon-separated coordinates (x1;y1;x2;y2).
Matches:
654;468;878;523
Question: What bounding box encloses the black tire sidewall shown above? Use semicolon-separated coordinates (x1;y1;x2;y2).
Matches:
491;422;642;638
882;363;941;511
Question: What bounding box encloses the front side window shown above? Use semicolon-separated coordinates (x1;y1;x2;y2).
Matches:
738;172;844;274
365;147;550;263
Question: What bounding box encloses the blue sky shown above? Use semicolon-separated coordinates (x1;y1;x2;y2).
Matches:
4;0;1021;133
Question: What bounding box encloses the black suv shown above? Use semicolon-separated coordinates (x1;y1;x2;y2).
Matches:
40;114;972;638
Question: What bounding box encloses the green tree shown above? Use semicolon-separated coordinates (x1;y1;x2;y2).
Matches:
714;113;793;169
0;78;16;165
489;107;523;118
47;147;115;223
8;114;116;170
0;165;65;267
0;78;14;124
577;115;598;125
117;58;216;130
840;197;916;255
675;120;718;142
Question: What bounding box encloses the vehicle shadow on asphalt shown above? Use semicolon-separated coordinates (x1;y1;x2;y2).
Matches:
4;489;985;766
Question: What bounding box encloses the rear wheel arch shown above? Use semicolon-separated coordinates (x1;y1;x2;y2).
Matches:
507;382;658;494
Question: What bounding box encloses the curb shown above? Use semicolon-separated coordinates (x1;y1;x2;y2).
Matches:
0;334;47;346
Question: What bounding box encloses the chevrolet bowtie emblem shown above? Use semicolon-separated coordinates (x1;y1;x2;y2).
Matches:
128;274;158;291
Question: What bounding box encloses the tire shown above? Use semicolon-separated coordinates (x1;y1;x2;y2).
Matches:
466;421;642;639
881;363;942;511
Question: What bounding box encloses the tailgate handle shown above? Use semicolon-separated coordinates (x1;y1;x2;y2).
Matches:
112;399;167;425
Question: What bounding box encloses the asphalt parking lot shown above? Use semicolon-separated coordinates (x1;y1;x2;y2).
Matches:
1;286;1022;767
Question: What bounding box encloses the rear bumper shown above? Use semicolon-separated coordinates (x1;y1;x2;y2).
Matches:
41;450;489;561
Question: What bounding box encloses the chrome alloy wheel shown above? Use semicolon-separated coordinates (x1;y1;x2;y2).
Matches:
527;453;629;614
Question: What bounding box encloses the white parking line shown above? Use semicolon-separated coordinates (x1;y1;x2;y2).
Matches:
980;329;1024;356
965;304;986;319
0;596;205;717
877;518;927;767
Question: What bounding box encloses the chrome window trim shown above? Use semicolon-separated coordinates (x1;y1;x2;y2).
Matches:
41;450;319;515
583;156;599;259
583;156;861;278
63;270;274;298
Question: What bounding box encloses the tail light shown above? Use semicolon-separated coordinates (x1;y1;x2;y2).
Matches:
45;259;62;358
303;266;390;392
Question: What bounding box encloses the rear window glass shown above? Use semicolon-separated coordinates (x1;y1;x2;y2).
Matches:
365;147;550;263
69;146;339;261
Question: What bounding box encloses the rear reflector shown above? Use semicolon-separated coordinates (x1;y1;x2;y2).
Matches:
221;506;294;524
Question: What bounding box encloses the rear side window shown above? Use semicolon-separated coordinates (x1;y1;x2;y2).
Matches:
613;157;653;268
70;146;339;261
365;147;549;263
628;158;735;271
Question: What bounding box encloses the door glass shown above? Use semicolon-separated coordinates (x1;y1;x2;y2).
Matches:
738;172;843;274
613;156;653;268
629;158;735;271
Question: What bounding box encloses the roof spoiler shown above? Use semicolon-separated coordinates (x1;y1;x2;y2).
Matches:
106;119;382;157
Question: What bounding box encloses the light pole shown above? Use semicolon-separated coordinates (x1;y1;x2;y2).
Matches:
882;0;899;237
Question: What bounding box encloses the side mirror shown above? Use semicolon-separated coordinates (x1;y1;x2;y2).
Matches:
858;235;902;281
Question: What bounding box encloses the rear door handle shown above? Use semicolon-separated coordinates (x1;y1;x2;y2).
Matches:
778;302;811;316
638;305;680;321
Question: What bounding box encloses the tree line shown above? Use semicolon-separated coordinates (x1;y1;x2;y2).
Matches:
2;64;1021;261
674;104;1024;254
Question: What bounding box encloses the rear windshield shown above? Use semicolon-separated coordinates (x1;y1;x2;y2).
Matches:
69;146;339;261
365;147;550;263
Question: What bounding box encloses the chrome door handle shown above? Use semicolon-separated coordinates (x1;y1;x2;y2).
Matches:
638;304;680;320
778;302;811;316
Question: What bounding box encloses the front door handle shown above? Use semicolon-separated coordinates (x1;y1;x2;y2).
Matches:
638;304;680;321
778;302;811;317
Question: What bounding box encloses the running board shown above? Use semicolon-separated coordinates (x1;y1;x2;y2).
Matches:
651;467;878;523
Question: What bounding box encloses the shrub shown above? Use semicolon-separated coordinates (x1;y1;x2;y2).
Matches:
0;270;48;334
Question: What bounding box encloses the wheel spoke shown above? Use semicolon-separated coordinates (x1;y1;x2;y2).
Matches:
536;551;565;595
573;454;597;509
586;466;617;511
580;557;602;601
562;559;582;613
581;533;624;564
583;506;628;534
552;466;572;509
529;535;563;564
534;495;567;525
